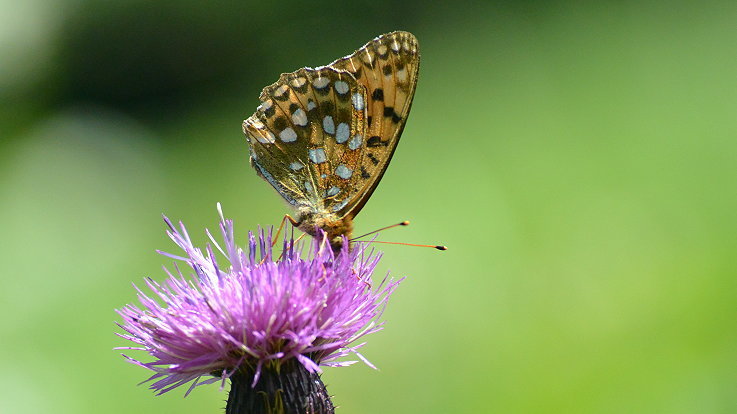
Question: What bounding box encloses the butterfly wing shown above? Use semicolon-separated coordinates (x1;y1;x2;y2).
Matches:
243;31;419;224
327;31;420;219
243;67;369;215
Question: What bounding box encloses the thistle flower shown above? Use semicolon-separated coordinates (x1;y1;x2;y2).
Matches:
116;205;401;413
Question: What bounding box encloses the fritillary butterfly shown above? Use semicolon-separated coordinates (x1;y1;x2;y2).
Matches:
242;31;420;251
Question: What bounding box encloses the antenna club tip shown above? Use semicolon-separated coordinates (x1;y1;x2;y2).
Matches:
400;221;410;226
436;245;448;251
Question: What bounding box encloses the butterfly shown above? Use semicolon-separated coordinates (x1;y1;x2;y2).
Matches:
242;31;419;252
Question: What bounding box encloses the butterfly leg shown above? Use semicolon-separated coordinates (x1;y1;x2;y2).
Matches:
257;215;301;265
275;233;306;261
272;214;300;247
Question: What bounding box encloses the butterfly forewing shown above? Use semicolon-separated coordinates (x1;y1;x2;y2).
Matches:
327;31;420;218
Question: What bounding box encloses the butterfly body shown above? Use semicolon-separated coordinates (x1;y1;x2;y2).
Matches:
296;210;354;249
243;31;419;251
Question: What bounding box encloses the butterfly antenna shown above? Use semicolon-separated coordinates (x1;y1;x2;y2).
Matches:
350;221;410;241
353;240;448;251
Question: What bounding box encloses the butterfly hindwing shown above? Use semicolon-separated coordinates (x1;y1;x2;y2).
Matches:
244;67;369;214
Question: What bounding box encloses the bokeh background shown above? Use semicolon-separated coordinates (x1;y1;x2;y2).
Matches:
2;0;736;412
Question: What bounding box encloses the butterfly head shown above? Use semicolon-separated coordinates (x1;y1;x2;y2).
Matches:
296;209;354;253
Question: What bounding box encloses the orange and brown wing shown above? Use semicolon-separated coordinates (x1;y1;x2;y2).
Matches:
243;67;368;214
243;31;419;222
327;31;420;219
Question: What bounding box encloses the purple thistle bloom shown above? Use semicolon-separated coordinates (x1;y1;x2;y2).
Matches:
115;205;401;399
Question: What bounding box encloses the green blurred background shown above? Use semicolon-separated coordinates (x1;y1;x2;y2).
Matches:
2;0;736;412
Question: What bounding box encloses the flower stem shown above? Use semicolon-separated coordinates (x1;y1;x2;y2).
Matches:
226;360;334;414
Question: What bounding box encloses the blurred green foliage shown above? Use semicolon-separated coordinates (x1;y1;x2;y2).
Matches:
1;1;736;413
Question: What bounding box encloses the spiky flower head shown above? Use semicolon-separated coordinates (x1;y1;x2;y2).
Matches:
116;206;401;398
